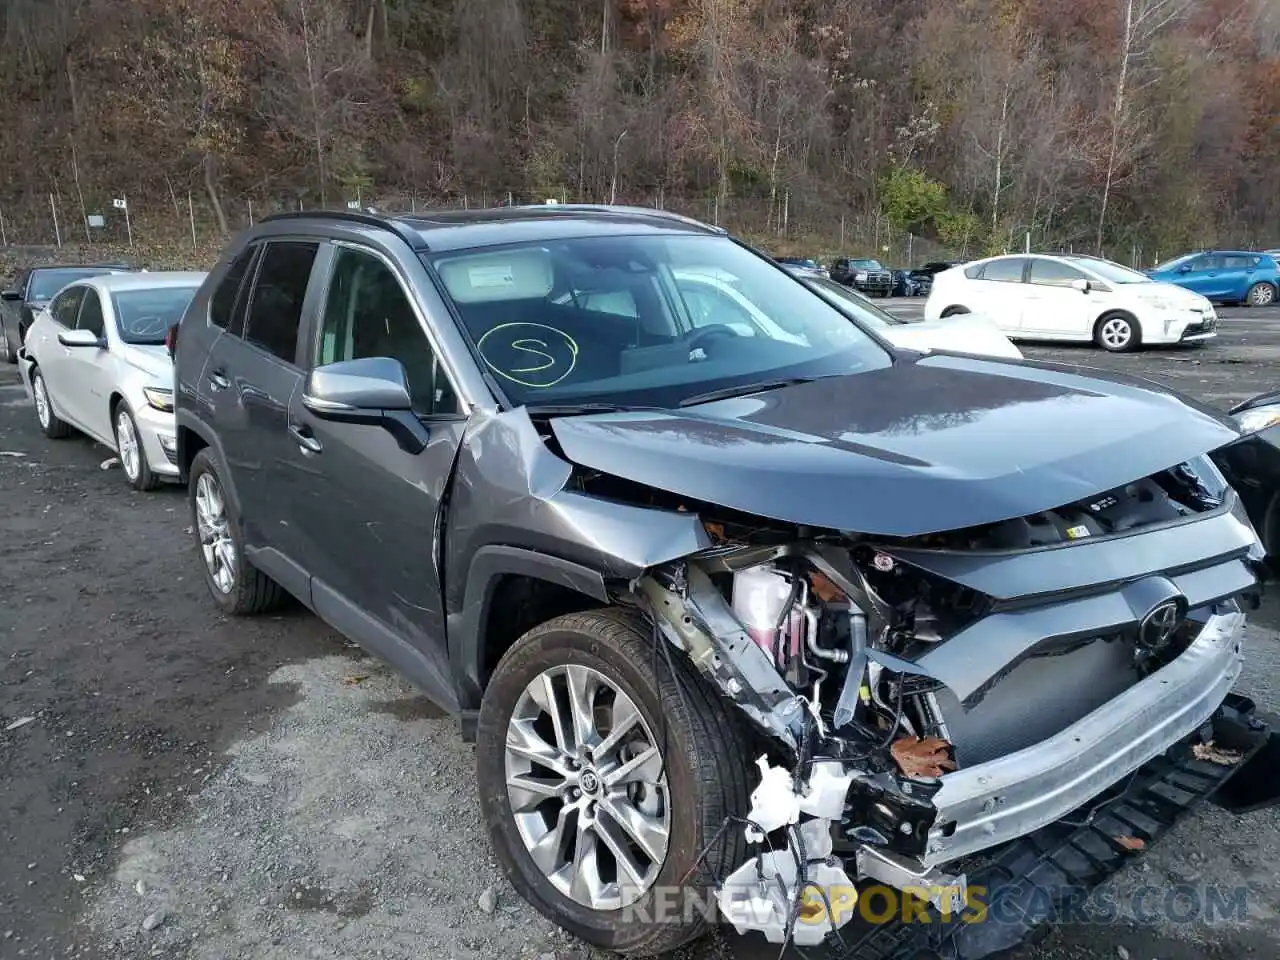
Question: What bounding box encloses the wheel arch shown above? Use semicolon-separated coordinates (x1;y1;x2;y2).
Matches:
449;545;611;718
1093;308;1142;345
175;411;242;518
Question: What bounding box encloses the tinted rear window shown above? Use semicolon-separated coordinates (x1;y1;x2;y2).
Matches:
29;268;120;301
242;241;319;363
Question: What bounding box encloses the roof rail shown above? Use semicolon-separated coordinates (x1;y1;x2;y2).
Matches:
257;209;428;250
503;203;728;235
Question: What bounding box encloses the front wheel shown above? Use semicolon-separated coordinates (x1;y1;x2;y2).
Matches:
0;321;13;364
476;609;750;956
114;404;158;491
1095;313;1141;352
188;449;283;614
1246;282;1277;307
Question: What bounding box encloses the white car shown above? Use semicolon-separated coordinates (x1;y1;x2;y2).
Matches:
18;271;206;490
924;253;1217;352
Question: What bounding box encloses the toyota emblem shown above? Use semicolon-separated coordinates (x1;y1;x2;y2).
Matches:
1138;598;1186;649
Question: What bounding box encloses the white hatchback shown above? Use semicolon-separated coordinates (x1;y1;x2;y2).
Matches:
924;253;1218;352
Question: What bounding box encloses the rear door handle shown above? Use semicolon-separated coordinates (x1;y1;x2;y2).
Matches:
289;423;322;454
209;369;230;391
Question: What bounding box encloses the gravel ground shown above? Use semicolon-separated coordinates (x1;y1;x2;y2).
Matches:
2;305;1280;960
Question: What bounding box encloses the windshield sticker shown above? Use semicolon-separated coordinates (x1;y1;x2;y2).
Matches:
477;322;579;388
468;265;516;289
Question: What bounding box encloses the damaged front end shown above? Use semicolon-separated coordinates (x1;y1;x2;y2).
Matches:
631;454;1273;951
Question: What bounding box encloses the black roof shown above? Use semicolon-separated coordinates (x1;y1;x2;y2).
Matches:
258;204;726;253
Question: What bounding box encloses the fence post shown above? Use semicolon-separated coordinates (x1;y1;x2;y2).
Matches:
188;191;197;251
49;194;63;247
0;206;7;246
839;215;845;249
248;199;254;227
1025;231;1031;253
123;193;134;248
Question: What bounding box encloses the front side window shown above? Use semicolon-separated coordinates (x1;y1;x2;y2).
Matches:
76;291;106;337
316;248;458;415
1027;259;1086;286
113;287;199;345
425;235;891;408
243;241;319;363
49;286;86;327
979;258;1027;283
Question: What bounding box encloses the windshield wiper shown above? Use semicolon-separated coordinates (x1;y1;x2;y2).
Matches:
678;375;836;407
522;402;664;416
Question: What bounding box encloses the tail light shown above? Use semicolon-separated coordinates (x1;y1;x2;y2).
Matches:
164;323;178;358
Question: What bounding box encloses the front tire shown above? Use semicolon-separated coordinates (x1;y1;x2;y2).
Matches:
188;449;283;614
32;369;71;439
1246;282;1276;307
476;609;750;957
0;320;14;364
1095;312;1141;352
114;404;158;491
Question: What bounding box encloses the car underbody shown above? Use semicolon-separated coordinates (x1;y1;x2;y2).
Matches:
443;397;1280;956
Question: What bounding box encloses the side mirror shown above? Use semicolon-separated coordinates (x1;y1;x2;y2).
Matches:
58;329;106;349
1177;264;1193;274
1;290;21;302
1070;278;1091;293
302;357;427;454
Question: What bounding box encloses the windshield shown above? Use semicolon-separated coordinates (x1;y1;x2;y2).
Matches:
1064;256;1152;284
29;268;122;301
1150;253;1197;272
800;276;905;327
425;235;891;408
780;258;819;269
849;259;884;270
111;287;198;344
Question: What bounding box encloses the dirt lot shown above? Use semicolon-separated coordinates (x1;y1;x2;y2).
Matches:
3;307;1280;960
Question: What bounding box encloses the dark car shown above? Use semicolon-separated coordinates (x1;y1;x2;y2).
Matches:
0;263;134;363
1217;390;1280;559
774;256;830;279
830;257;894;296
172;205;1277;958
905;259;965;296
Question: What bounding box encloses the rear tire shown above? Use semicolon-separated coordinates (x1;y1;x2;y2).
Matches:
1246;282;1276;307
32;369;71;439
188;448;283;615
476;608;750;957
1095;312;1141;352
940;306;970;318
0;320;14;364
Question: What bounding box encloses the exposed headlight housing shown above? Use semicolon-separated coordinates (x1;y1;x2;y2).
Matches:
142;386;174;412
1233;404;1280;435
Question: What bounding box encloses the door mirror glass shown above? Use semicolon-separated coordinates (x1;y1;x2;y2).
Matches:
1;289;20;301
57;328;105;348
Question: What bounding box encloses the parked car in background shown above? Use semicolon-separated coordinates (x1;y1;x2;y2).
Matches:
926;253;1218;352
830;256;893;296
1217;390;1280;559
907;259;965;297
0;263;134;363
1146;251;1279;306
17;272;204;490
801;274;1022;359
774;257;829;279
889;269;925;297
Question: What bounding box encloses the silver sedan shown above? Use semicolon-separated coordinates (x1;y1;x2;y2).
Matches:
18;271;206;490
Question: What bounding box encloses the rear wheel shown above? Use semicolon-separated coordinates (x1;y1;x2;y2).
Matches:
476;609;750;956
0;320;13;364
32;369;71;439
1246;282;1276;307
1095;312;1140;352
188;449;283;614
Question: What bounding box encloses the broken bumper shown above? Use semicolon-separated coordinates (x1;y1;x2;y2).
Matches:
925;609;1244;867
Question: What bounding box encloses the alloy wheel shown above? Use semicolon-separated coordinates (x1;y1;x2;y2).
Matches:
194;471;237;594
1100;316;1132;350
504;664;670;911
1249;284;1276;306
116;409;141;482
33;375;51;429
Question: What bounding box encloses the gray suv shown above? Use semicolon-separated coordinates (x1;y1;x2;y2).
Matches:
173;206;1278;959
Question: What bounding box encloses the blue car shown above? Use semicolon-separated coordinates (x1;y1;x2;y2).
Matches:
1146;250;1279;306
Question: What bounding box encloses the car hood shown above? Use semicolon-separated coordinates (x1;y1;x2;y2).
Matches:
548;353;1240;537
879;315;1022;360
119;343;172;380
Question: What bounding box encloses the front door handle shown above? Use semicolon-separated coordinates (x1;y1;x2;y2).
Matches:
289;423;322;454
209;369;230;391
